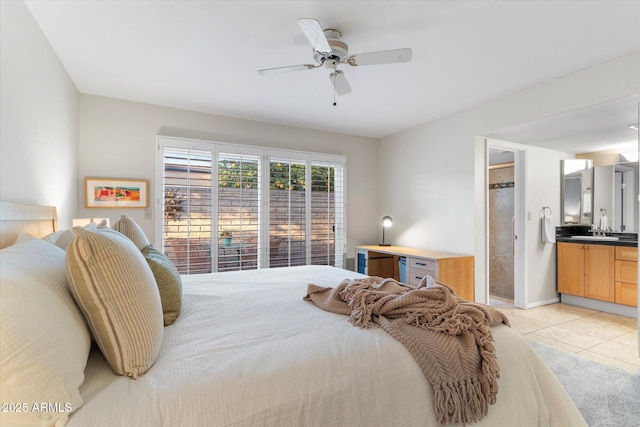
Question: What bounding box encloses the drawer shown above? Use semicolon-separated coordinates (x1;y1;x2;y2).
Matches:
615;282;638;307
408;268;436;287
615;260;638;284
408;257;436;270
615;246;638;262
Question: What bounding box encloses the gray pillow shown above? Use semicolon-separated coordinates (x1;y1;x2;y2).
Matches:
142;246;182;326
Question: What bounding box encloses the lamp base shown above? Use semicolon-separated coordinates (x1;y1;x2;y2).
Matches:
378;243;391;246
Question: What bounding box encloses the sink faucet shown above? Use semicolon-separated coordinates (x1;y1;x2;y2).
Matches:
591;225;606;236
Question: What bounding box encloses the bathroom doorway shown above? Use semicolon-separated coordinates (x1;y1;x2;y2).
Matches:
488;148;516;306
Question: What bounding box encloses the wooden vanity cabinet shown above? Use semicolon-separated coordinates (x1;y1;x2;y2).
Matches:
557;242;615;302
557;242;585;296
614;246;638;307
585;244;615;302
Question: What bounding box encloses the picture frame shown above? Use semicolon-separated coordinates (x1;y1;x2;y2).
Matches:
84;177;149;208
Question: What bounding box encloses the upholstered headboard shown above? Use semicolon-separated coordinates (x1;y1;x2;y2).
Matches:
0;201;57;249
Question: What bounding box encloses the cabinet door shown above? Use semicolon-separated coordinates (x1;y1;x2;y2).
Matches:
615;246;638;262
615;282;638;307
357;250;367;274
615;260;638;284
584;244;615;302
368;256;395;278
557;242;585;296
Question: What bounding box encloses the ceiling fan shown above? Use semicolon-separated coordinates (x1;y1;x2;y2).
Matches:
258;18;412;97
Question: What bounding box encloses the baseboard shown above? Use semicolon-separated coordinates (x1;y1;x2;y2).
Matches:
560;294;638;319
524;297;560;309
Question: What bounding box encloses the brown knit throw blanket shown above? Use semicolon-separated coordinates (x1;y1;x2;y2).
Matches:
304;276;510;425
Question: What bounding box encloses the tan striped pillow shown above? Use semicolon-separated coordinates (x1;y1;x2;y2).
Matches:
112;215;150;250
66;227;163;378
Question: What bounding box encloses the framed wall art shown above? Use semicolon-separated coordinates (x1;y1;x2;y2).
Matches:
85;177;149;208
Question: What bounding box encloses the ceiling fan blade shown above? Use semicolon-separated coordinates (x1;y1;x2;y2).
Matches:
297;18;332;55
258;64;316;76
347;48;412;66
330;70;351;96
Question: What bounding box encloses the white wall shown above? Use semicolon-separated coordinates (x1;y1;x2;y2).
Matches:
522;145;574;306
0;0;79;228
380;53;640;304
78;95;379;263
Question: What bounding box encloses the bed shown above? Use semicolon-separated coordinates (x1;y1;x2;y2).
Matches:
0;201;587;427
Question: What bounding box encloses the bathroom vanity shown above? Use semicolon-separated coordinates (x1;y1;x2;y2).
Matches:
556;230;637;313
557;157;638;317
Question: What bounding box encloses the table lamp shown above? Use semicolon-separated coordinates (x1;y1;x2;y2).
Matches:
380;216;393;246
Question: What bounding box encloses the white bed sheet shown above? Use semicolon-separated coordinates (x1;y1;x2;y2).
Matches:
68;265;586;426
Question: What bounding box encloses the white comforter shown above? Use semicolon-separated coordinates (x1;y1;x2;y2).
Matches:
68;265;586;426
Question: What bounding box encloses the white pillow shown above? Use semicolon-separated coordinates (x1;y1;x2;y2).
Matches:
13;233;35;244
54;222;98;250
0;238;91;426
42;229;65;244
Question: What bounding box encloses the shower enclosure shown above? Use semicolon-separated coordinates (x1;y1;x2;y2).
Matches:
489;165;515;301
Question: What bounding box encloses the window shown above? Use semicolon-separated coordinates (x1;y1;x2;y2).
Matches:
309;162;344;267
157;137;346;273
269;159;307;267
217;153;260;272
162;146;212;274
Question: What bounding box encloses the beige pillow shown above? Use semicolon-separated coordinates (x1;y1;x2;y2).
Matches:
0;238;91;426
66;227;163;378
112;214;150;250
142;246;183;326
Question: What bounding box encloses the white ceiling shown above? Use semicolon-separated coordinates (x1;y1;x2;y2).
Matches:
486;94;640;154
25;0;640;143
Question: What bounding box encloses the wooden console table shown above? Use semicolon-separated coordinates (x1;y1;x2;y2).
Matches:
355;245;474;301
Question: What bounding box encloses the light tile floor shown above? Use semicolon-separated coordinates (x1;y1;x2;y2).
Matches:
490;297;640;375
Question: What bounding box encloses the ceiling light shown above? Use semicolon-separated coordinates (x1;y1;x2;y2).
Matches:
630;124;639;131
619;150;638;162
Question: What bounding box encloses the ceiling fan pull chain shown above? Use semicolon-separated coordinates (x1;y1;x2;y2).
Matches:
333;73;337;106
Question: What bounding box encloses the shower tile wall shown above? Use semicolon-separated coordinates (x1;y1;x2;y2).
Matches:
489;167;514;300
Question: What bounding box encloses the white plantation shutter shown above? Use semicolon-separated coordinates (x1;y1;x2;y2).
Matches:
217;153;261;271
162;146;213;274
269;159;307;267
310;162;344;268
157;137;345;274
268;154;345;269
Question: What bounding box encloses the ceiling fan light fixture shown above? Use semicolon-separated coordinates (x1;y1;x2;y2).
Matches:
330;70;351;96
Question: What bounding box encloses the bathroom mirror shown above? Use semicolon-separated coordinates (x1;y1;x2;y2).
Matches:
593;165;614;229
563;160;639;231
561;159;593;225
613;161;638;232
